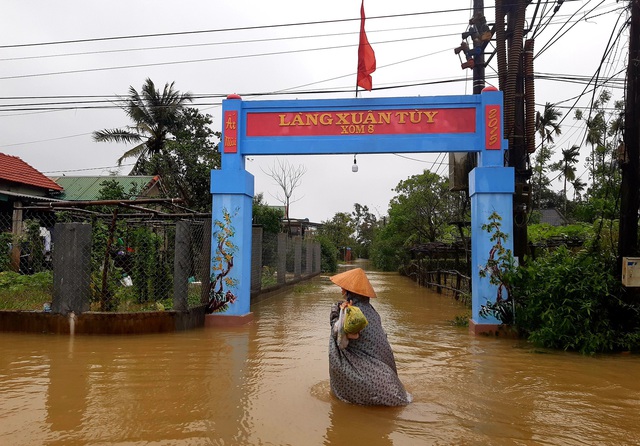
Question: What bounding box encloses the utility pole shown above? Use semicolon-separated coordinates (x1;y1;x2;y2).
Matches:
450;0;490;191
472;1;486;95
619;0;640;263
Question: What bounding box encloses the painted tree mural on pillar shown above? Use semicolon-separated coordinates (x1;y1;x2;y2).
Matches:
207;207;239;313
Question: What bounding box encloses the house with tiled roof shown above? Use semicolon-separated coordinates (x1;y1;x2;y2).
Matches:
0;153;65;272
0;153;63;209
0;153;63;202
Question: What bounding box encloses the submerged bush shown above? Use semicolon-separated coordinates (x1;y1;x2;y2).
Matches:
513;247;640;354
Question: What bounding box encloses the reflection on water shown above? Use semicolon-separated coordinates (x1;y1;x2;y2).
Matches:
2;265;640;445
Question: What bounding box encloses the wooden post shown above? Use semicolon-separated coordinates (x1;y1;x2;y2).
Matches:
10;201;23;272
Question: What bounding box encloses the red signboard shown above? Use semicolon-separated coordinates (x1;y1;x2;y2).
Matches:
223;111;238;153
485;105;501;150
245;108;475;137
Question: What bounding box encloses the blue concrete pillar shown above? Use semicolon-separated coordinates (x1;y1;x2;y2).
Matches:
469;87;514;333
206;96;254;324
469;166;514;331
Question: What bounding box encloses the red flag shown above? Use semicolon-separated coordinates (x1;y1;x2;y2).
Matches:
357;0;376;91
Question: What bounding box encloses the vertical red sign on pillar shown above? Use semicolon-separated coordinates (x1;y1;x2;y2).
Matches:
224;111;238;153
485;105;501;150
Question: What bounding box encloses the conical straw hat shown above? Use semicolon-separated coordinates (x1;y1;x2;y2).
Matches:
330;268;377;298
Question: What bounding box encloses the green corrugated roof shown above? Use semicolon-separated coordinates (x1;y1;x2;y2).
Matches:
49;176;157;201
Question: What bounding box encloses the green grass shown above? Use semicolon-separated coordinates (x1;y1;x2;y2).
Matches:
0;271;53;311
293;283;320;294
0;271;207;312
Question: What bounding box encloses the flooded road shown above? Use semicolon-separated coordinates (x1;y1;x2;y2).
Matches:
2;265;640;445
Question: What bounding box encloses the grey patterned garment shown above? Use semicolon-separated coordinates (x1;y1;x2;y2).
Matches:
328;292;411;406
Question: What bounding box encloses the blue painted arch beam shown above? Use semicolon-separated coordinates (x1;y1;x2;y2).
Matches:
221;91;506;167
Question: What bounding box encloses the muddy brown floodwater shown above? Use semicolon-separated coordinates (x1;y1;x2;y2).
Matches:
2;264;640;445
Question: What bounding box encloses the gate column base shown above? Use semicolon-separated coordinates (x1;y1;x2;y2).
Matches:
205;313;254;327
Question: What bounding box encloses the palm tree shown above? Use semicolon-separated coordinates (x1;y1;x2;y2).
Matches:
558;145;580;214
570;177;587;201
535;103;563;209
93;78;193;175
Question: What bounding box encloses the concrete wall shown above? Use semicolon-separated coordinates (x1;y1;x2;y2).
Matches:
0;305;207;335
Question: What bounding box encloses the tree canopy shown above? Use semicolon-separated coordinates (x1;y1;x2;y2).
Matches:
93;79;220;211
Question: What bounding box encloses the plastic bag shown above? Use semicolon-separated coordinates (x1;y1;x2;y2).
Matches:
343;305;368;334
333;306;349;349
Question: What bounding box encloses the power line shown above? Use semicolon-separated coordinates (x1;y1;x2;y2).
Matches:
1;69;625;112
0;23;463;63
0;7;473;49
41;163;136;174
0;33;460;81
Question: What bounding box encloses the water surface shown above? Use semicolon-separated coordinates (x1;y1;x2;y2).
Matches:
1;267;639;445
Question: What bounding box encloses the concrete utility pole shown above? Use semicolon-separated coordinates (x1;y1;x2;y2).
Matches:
618;0;640;262
472;0;486;95
449;0;488;191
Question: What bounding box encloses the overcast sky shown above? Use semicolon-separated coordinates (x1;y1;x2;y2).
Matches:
0;1;628;222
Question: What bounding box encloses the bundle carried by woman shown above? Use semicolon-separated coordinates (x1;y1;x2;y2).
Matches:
333;303;369;349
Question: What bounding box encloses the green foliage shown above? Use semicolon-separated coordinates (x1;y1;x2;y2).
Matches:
88;208;125;311
254;193;284;270
97;179;142;201
154;107;221;211
351;203;377;258
370;225;407;272
477;212;640;354
569;91;622;227
21;219;48;273
253;193;284;234
93;79;222;210
93;78;193;163
293;283;320;294
512;247;640;354
585;218;619;256
532;102;563;210
261;266;277;288
0;270;53;290
317;204;381;262
571;196;619;223
371;170;467;271
130;227;172;304
450;312;471;327
0;271;53;310
319;212;356;251
0;232;12;272
527;223;592;244
315;234;338;273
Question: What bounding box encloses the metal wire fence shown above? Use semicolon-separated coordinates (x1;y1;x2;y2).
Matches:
0;207;320;313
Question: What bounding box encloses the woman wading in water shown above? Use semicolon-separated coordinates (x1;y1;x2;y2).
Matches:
328;268;411;406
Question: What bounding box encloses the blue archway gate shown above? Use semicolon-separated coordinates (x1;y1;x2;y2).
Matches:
209;88;513;334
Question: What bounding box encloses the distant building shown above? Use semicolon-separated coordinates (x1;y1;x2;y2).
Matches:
0;153;64;272
284;218;322;237
538;208;569;226
49;175;166;201
0;153;64;212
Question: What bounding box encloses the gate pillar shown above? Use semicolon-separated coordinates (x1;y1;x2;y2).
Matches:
469;166;514;334
206;96;254;325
